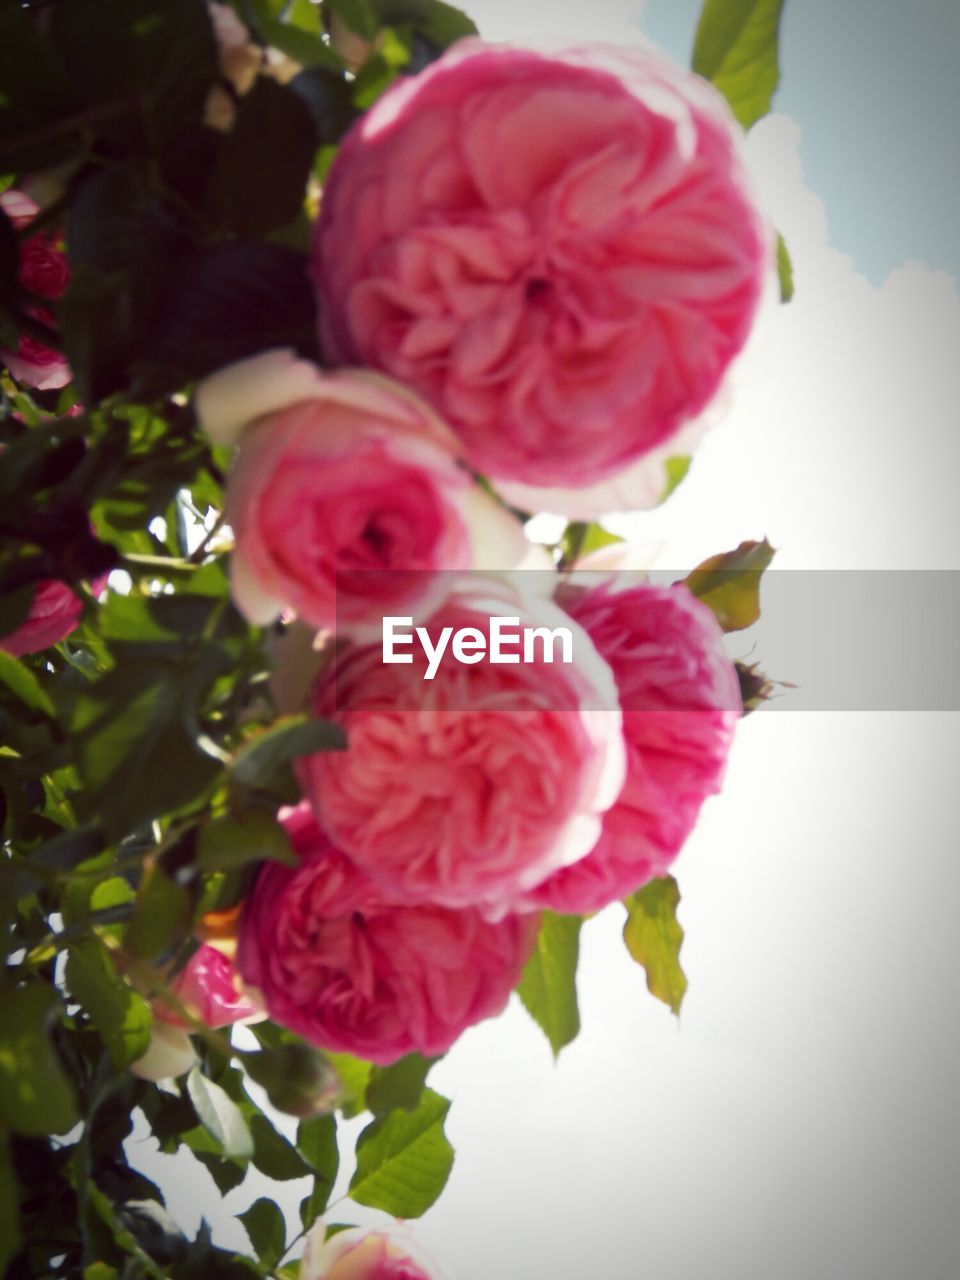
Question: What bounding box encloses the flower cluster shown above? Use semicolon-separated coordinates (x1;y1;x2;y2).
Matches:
190;38;762;1065
0;189;71;392
2;34;762;1069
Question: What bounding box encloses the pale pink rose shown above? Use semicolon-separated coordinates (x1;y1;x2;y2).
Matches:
520;580;741;914
313;40;769;514
301;1222;448;1280
195;350;530;634
129;1021;197;1083
301;577;625;915
0;578;86;656
0;190;71;391
238;804;538;1064
153;943;262;1030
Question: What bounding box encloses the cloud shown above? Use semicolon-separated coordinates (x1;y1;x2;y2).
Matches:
608;114;960;571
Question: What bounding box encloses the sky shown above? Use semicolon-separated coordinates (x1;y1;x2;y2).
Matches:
128;4;960;1276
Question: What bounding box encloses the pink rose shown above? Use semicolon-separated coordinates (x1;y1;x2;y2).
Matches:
238;804;538;1064
313;41;768;514
301;1222;448;1280
0;578;86;657
195;350;531;633
521;580;741;914
153;943;262;1031
0;190;72;391
301;576;625;915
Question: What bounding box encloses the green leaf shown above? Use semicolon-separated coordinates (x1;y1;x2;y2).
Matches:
207;78;317;236
659;455;692;504
326;1052;372;1118
579;523;623;557
692;0;785;129
366;1053;438;1115
623;876;688;1017
684;538;776;631
198;811;297;873
238;1197;286;1268
777;232;794;302
0;650;55;716
328;0;378;39
0;983;79;1136
65;938;153;1068
231;716;346;788
187;1067;255;1160
516;912;582;1058
191;1145;248;1196
297;1114;339;1228
0;1132;21;1277
250;1113;312;1181
348;1088;454;1218
124;864;192;962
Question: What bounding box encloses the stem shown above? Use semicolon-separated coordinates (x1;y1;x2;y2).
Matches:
189;511;226;563
0;95;141;160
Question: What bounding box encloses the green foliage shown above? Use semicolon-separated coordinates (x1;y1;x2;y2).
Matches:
65;938;153;1068
660;455;692;504
692;0;785;128
0;984;79;1136
685;538;776;631
238;1198;286;1268
517;912;582;1058
366;1053;439;1115
623;877;688;1017
349;1088;455;1217
187;1066;255;1160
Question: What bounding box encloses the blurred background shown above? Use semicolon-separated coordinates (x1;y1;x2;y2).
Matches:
128;2;960;1275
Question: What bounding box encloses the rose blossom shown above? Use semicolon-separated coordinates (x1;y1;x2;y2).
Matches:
195;349;531;634
0;190;71;391
301;576;625;915
152;943;262;1030
520;579;741;914
0;578;88;657
301;1222;448;1280
313;40;769;514
238;804;538;1064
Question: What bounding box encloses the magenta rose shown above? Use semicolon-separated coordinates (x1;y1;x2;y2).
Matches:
0;578;87;657
153;943;261;1031
0;190;71;391
520;580;741;914
195;350;530;633
301;1223;448;1280
313;40;769;514
238;804;538;1064
300;576;625;915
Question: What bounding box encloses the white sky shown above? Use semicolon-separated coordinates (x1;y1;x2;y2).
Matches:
129;5;960;1276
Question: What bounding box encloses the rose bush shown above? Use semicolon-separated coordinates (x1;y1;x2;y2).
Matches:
521;579;741;913
300;575;626;914
0;0;787;1272
196;350;530;633
314;40;769;514
301;1222;447;1280
0;189;72;391
238;804;538;1063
